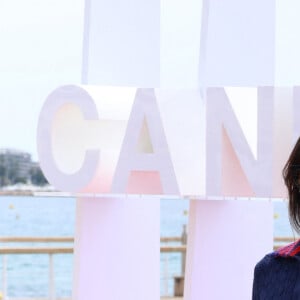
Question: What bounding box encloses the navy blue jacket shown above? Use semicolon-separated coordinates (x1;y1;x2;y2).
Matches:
253;240;300;299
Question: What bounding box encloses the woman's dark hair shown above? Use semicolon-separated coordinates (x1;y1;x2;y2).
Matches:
283;137;300;233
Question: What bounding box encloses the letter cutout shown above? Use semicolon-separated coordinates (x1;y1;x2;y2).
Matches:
206;87;274;196
272;87;293;196
37;85;100;192
136;117;154;153
111;89;179;194
155;89;206;195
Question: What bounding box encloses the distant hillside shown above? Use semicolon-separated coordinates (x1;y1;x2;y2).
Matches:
0;148;48;187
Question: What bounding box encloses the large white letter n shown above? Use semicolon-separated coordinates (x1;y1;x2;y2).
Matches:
206;87;273;197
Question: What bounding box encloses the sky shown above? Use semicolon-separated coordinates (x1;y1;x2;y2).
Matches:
0;0;275;163
0;0;203;162
0;0;84;161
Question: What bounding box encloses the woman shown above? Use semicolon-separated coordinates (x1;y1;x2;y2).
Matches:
252;138;300;299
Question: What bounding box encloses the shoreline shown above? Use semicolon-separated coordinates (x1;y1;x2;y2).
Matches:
0;184;57;197
0;190;34;196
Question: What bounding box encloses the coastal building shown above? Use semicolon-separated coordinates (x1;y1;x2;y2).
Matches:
0;148;35;186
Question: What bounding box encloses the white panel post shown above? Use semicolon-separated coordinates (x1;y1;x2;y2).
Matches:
49;253;55;300
184;199;273;300
2;255;7;300
72;196;160;300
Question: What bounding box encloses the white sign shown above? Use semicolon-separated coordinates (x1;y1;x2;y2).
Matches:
38;85;297;197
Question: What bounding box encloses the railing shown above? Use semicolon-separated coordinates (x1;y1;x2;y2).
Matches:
273;236;298;250
159;234;299;297
160;225;187;297
0;237;73;300
0;234;297;299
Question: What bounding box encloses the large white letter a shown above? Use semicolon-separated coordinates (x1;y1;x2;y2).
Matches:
111;89;179;195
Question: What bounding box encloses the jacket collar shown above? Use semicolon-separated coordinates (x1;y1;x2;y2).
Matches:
276;239;300;257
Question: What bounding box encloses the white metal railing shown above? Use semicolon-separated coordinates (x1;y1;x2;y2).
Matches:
0;236;187;299
0;234;295;299
160;225;187;297
2;255;6;299
159;233;297;297
0;237;73;300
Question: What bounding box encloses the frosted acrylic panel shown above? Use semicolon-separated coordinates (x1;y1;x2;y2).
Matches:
160;0;201;88
73;197;160;300
82;0;160;86
200;0;275;86
276;1;300;85
185;200;273;300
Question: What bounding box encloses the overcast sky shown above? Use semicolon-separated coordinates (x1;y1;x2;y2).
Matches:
0;0;84;160
0;0;265;162
0;0;201;161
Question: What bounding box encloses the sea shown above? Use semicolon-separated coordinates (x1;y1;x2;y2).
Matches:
0;196;295;297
